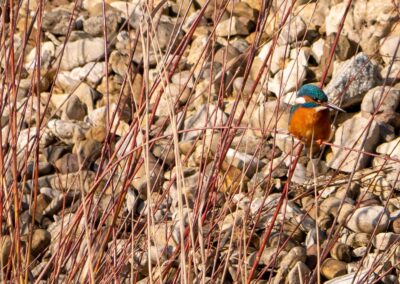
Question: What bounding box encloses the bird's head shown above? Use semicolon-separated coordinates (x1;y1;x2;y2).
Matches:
294;84;345;112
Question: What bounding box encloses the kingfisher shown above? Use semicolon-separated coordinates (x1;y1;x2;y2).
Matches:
289;85;345;147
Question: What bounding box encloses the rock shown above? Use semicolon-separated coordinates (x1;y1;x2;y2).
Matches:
272;247;306;283
318;197;342;217
216;16;252;37
31;229;51;256
283;221;306;243
182;104;227;141
278;16;306;45
306;244;318;269
153;19;183;51
352;246;367;257
380;35;400;64
232;77;263;101
59;84;98;113
58;38;105;71
85;125;107;142
171;71;195;89
250;100;291;137
376;137;400;158
291;162;307;184
274;133;304;155
225;148;263;177
269;60;307;95
321;258;347;280
83;11;120;37
330;243;352;262
346;206;389;234
306;158;328;177
260;247;286;266
26;161;53;179
215;43;242;67
311;38;325;64
326;0;397;45
261;157;288;179
31;261;51;279
61;94;88;121
47;119;91;144
328;117;380;172
346;232;371;248
43;191;79;216
153;83;191;117
228;1;258;20
126;188;139;213
285;261;310;284
381;61;400;83
42;142;71;163
326;35;357;62
69;62;105;86
34;171;95;193
85;104;129;129
48;213;84;242
42;9;73;35
0;235;11;267
296;3;326;31
324;270;376;284
258;42;287;74
73;139;103;166
361;86;400;114
17;127;53;151
131;153;163;198
325;53;380;108
279;247;307;271
54;153;80;174
109;50;131;77
115;127;143;157
337;203;355;225
305;228;326;248
382;275;400;284
150;222;177;247
392;216;400;233
296;41;316;66
24;41;55;71
373;232;400;250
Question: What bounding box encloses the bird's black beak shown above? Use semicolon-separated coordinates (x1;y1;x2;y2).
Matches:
325;102;345;112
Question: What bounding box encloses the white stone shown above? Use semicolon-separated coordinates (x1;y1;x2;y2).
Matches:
69;62;105;86
58;38;105;70
324;270;376;284
380;35;400;64
47;119;90;144
328;116;380;172
373;232;400;251
258;42;288;74
24;41;55;71
182;104;228;141
346;206;389;234
376;137;400;158
270;60;307;95
216;16;250;37
311;38;325;64
278;16;306;45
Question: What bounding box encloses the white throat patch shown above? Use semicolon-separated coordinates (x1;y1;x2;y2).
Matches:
314;105;327;112
294;97;306;104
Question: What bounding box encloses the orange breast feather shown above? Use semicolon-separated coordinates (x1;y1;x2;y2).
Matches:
289;107;331;145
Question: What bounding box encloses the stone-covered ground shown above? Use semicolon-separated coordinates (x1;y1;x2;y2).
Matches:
0;0;399;283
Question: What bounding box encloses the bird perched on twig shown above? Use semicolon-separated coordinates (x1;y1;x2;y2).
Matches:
289;85;345;147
